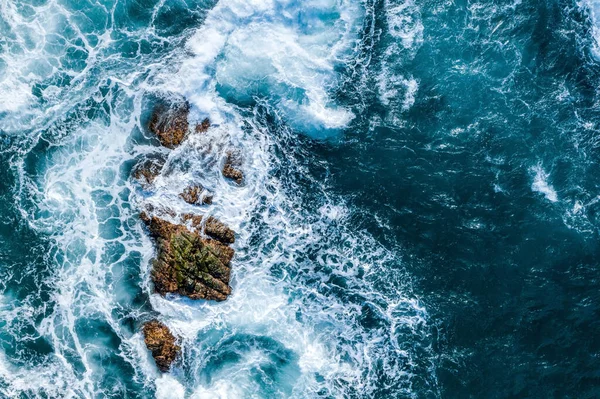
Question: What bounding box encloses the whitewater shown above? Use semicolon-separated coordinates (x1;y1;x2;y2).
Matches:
0;0;437;397
6;0;600;396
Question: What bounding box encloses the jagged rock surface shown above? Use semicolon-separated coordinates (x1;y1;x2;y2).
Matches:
181;214;235;244
204;216;235;244
180;185;213;205
141;213;233;301
132;157;165;187
222;151;244;184
195;118;211;133
142;320;180;372
149;101;190;148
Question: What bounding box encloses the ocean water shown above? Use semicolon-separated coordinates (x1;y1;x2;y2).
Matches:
1;0;600;397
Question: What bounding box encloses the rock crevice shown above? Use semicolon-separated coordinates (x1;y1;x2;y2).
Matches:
141;213;233;301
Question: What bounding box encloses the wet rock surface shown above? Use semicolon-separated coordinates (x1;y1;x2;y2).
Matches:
142;320;180;372
136;97;244;374
180;185;213;205
149;101;190;148
141;213;233;301
222;151;244;184
195;118;211;133
204;216;235;244
132;156;165;187
181;214;236;244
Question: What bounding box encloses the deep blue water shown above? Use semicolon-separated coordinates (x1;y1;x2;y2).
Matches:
2;0;600;397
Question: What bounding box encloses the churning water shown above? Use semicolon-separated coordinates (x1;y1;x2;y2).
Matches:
2;0;600;397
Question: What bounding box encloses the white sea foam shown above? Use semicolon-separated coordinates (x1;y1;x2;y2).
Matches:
385;0;424;49
378;71;419;110
138;110;436;396
157;0;363;138
0;76;34;113
156;375;186;399
1;0;437;397
5;84;160;397
531;165;558;202
584;0;600;59
376;0;423;120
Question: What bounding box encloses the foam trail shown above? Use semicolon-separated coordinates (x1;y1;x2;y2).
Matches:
531;165;558;202
373;0;424;123
584;0;600;59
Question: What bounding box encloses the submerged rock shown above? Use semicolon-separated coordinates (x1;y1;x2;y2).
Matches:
141;213;233;301
180;185;213;205
222;151;244;184
132;156;165;187
142;320;180;372
149;101;190;148
195;118;211;133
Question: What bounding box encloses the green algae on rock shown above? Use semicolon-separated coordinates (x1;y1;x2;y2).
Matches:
141;213;233;301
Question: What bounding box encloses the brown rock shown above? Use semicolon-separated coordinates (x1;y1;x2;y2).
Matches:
181;213;204;230
222;151;243;184
132;157;165;187
180;185;213;205
205;216;235;244
195;118;211;133
142;320;180;372
141;213;233;301
149;101;190;148
181;214;235;244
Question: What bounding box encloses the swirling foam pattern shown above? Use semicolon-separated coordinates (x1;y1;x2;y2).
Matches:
0;0;437;398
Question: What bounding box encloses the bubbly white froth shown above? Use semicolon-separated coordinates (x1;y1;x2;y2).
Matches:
0;0;436;396
531;165;558;203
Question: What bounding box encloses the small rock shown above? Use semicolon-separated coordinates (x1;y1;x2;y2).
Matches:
142;320;180;372
195;118;211;133
181;213;204;230
205;216;235;244
181;214;235;244
132;156;165;187
222;151;243;184
180;185;213;205
149;100;190;148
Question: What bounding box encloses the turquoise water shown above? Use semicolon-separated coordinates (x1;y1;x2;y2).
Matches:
1;0;600;397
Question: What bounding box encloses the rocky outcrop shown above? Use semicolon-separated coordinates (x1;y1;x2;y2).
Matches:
143;320;180;372
180;185;213;205
195;118;211;133
141;213;233;301
149;101;190;148
204;216;235;244
132;156;165;187
135;97;245;374
222;151;244;184
181;214;235;244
